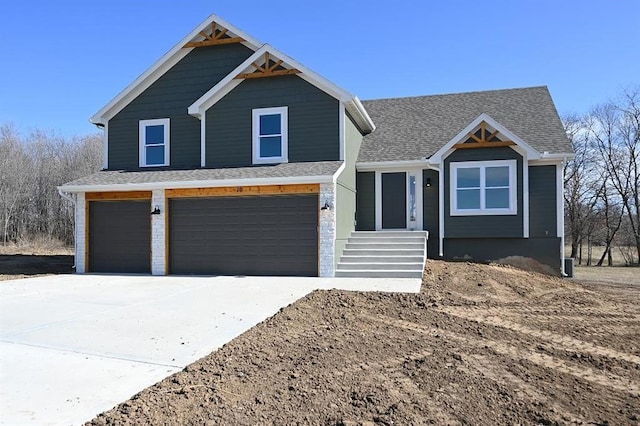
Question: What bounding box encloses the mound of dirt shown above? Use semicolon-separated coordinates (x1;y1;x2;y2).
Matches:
88;261;640;426
493;255;561;277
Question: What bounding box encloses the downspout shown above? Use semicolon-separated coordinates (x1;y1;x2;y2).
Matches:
560;157;567;277
58;189;77;269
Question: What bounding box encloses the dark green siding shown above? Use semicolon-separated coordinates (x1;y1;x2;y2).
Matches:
443;237;562;273
423;169;439;257
205;75;339;168
529;165;557;237
108;44;254;170
356;172;375;230
444;147;523;238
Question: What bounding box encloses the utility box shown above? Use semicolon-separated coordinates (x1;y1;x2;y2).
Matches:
564;258;574;278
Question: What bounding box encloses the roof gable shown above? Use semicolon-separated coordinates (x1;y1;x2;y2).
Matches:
188;44;374;133
429;113;541;164
90;14;263;125
358;86;573;163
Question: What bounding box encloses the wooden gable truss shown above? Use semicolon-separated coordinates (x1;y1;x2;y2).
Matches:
453;121;516;149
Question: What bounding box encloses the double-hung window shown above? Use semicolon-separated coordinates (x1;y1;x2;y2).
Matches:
451;160;517;215
252;106;288;164
139;118;170;167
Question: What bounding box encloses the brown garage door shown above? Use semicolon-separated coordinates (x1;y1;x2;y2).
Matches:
88;200;151;273
169;194;318;276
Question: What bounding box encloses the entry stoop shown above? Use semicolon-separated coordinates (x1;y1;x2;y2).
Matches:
335;231;428;278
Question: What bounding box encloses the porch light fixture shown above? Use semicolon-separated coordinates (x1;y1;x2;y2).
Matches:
320;201;331;211
151;205;161;215
425;177;432;187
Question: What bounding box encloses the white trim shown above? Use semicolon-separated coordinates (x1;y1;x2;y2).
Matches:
523;155;530;238
429;113;541;164
58;174;336;193
438;161;444;256
187;44;375;134
374;171;382;230
331;162;346;183
91;14;262;124
530;156;573;166
339;103;345;161
200;113;206;167
139;118;170;167
357;160;430;172
450;160;517;216
252;106;288;165
102;123;108;170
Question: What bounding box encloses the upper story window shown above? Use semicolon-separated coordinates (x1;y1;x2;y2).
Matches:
139;118;170;167
451;159;517;216
252;106;288;164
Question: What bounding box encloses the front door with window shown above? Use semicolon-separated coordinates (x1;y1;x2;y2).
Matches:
379;170;423;230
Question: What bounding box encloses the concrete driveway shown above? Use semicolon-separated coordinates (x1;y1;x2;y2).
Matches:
0;274;420;425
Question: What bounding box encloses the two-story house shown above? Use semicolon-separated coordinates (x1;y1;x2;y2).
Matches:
59;15;574;278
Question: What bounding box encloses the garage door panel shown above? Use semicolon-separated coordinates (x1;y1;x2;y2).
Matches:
169;194;318;276
89;200;151;273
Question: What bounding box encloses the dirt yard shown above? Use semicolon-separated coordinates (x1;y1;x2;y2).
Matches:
84;261;639;426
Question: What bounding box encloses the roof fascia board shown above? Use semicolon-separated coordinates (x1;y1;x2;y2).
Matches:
356;160;428;172
428;113;541;164
91;14;262;125
58;174;335;193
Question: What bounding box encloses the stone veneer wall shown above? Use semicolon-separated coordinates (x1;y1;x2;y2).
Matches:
75;192;86;273
319;183;336;277
151;189;166;275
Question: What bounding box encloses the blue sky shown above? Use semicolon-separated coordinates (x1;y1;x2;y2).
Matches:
1;0;638;137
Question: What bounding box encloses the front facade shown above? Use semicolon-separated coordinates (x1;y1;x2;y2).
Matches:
60;15;573;277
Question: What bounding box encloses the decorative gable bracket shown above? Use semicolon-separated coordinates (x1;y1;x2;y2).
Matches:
183;22;245;48
453;120;516;149
234;52;300;79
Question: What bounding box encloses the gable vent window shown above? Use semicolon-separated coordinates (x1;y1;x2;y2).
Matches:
252;107;288;164
451;159;517;216
139;118;170;167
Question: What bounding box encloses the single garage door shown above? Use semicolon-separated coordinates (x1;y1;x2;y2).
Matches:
169;194;318;276
88;200;151;273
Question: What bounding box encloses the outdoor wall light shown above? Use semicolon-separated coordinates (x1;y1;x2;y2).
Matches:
320;201;331;211
151;205;161;215
425;177;432;187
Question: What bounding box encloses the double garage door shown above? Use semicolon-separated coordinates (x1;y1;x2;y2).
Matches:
87;192;318;276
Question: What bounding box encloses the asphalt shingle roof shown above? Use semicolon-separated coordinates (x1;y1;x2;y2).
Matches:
61;161;343;189
359;86;571;163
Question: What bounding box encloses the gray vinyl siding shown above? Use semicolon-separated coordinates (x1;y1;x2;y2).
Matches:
355;172;375;231
335;114;364;265
529;165;558;237
205;75;339;168
444;147;523;238
444;237;562;273
108;44;254;170
423;169;439;257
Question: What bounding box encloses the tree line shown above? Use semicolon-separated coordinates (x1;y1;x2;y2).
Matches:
564;88;639;266
0;124;102;246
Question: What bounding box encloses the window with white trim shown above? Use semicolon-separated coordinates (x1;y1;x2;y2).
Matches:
252;106;288;164
139;118;170;167
451;160;517;215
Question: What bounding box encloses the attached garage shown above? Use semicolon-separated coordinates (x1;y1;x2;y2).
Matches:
87;195;151;273
168;191;319;276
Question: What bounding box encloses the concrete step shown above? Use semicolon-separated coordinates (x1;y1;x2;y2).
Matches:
338;262;424;271
340;255;425;263
348;236;426;244
334;269;424;278
352;231;428;238
341;249;425;256
345;242;425;250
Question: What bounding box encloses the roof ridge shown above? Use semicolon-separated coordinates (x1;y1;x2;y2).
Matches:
362;86;549;103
